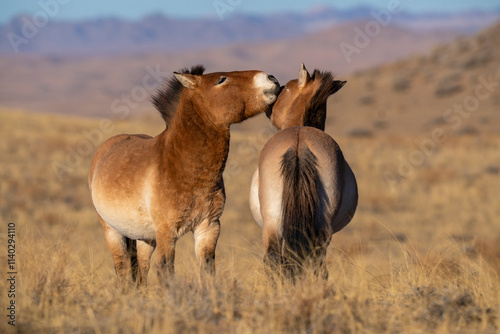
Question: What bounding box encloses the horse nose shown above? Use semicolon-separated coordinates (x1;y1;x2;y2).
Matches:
267;74;279;85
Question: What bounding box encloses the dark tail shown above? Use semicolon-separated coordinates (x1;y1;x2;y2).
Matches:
280;145;320;272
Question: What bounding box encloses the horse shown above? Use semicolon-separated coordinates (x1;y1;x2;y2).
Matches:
249;64;358;279
89;65;280;285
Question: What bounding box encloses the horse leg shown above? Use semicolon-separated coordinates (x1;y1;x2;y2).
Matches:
194;218;221;275
313;248;329;280
155;226;177;284
263;225;282;272
99;217;132;285
136;240;156;285
313;235;332;280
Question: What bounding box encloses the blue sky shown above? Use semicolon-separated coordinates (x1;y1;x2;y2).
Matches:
1;0;499;23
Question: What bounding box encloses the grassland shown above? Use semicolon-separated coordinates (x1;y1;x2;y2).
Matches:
0;105;499;333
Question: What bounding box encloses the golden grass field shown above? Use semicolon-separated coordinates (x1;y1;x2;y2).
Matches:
0;99;499;333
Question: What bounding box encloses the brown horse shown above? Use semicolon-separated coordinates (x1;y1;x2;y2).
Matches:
89;65;280;285
250;64;357;279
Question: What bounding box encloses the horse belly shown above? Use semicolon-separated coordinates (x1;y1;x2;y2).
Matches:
92;190;156;240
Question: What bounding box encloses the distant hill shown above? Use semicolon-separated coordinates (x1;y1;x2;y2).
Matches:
323;19;500;137
1;6;499;55
0;21;461;117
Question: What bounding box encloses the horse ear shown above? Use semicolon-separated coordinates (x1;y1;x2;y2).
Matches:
174;72;200;90
330;80;347;95
298;63;311;88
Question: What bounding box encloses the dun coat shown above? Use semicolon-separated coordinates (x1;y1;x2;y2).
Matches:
250;64;358;278
89;65;280;285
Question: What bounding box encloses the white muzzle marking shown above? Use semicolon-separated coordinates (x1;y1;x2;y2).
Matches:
254;72;279;104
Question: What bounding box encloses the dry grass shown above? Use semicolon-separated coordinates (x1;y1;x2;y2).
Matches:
0;107;499;333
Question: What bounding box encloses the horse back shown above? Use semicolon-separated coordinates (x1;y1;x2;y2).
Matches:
88;133;153;187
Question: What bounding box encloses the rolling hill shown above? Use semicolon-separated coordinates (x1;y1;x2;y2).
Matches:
324;18;500;137
0;21;463;117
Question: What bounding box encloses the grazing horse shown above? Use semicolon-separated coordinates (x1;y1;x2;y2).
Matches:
89;65;280;285
249;64;358;279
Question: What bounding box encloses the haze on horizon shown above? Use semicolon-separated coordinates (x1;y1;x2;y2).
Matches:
1;0;500;24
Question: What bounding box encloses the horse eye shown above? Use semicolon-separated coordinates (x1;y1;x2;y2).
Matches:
217;76;227;85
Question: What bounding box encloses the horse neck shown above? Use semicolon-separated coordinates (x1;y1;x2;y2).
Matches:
281;101;327;131
158;100;230;187
301;102;327;131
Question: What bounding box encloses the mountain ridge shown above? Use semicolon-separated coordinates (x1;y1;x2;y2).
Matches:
0;19;464;117
1;6;499;56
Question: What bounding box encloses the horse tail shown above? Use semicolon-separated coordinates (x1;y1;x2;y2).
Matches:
280;144;320;269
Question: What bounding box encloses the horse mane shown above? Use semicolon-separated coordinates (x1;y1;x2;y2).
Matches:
303;70;346;130
151;64;206;126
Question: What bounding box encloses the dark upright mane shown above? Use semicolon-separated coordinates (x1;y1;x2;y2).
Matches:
152;65;206;125
303;70;346;130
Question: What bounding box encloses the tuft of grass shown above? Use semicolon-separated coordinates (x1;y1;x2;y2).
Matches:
434;72;464;97
0;109;499;333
